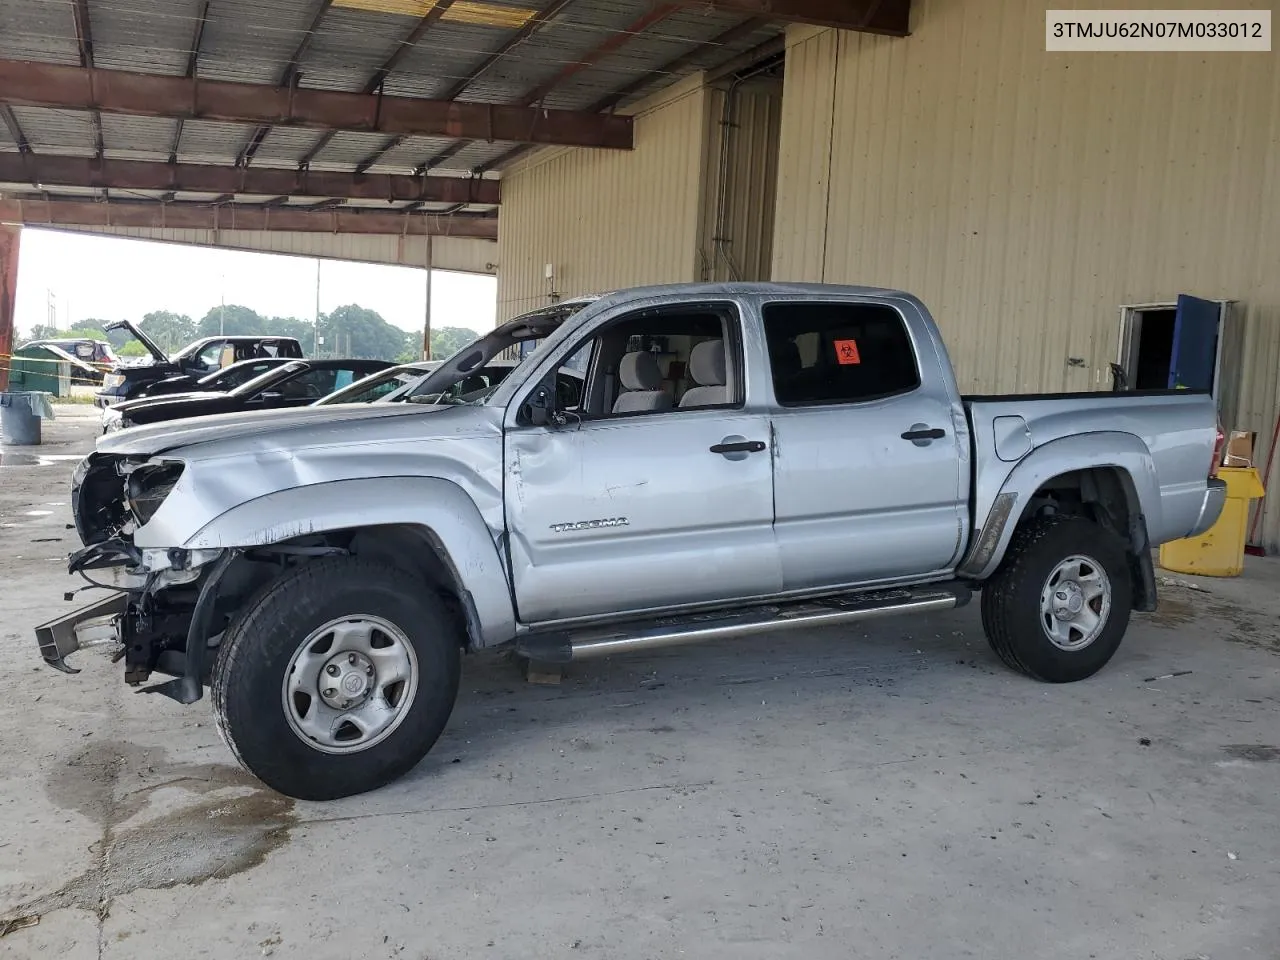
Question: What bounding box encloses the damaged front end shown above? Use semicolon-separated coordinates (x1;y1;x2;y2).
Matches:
38;452;236;703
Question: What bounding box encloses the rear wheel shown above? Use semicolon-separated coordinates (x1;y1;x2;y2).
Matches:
212;557;461;800
980;515;1132;682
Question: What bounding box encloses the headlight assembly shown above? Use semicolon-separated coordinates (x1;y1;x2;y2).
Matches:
125;463;184;526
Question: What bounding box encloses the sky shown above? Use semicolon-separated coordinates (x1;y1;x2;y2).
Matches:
13;228;496;338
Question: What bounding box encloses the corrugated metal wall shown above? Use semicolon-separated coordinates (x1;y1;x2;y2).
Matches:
698;78;783;282
773;4;1280;548
51;225;497;275
496;75;711;320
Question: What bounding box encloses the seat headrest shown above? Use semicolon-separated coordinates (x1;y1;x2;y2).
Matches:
770;338;801;375
688;339;726;387
619;351;663;391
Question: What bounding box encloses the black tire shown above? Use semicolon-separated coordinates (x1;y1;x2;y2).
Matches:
211;556;461;801
980;514;1132;683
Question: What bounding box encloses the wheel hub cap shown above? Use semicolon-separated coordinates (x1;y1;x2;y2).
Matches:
1039;554;1112;652
319;650;375;710
1052;582;1085;619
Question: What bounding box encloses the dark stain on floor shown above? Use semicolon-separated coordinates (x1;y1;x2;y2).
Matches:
1148;596;1197;628
1223;744;1280;763
2;740;295;925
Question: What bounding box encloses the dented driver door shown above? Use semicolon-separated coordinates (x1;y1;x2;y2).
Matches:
504;405;781;626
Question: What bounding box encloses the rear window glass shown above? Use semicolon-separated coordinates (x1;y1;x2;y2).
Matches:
763;302;920;406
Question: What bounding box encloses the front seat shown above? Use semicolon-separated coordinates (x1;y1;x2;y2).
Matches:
612;351;672;414
679;339;728;408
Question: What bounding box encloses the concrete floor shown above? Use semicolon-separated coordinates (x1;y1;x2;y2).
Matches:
2;405;1279;959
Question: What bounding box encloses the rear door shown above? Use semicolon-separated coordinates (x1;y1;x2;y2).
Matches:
763;298;968;590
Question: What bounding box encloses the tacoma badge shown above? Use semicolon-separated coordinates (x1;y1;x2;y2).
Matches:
549;517;629;534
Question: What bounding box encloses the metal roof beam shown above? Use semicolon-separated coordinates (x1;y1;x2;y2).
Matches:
71;0;105;158
300;0;458;169
169;0;212;164
239;0;336;167
355;0;576;175
0;154;501;204
0;61;633;150
476;16;773;174
671;0;908;34
0;106;30;154
0;197;499;239
424;3;679;174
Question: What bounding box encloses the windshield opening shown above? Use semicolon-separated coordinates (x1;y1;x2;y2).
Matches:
403;299;596;406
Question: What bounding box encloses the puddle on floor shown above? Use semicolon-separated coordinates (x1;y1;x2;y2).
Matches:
3;741;296;925
0;453;83;467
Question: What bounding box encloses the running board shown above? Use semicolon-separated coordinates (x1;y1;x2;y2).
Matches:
516;584;972;664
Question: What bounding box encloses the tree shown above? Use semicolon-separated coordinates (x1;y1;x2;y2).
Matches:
139;310;197;353
22;323;58;343
198;304;265;337
430;326;480;360
320;304;411;361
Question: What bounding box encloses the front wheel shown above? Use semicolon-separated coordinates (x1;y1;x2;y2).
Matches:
212;557;462;800
980;515;1132;683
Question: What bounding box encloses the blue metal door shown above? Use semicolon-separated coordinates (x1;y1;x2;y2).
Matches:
1169;295;1220;390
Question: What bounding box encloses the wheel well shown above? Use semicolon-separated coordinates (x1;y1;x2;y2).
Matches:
1021;467;1138;541
224;523;480;649
1017;466;1155;611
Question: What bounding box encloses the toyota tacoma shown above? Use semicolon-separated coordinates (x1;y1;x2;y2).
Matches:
36;283;1226;800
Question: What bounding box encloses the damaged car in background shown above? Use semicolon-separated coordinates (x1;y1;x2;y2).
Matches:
37;284;1225;802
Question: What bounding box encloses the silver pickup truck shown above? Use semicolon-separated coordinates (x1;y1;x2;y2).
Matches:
37;283;1226;800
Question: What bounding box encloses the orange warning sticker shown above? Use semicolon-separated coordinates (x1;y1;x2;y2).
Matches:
834;339;861;365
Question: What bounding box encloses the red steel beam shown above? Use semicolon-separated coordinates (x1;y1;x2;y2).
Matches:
0;223;17;392
670;0;908;34
0;60;634;150
0;154;501;204
0;198;498;239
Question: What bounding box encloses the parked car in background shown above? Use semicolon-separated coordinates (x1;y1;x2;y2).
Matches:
43;283;1226;801
102;359;391;431
95;319;304;407
315;360;441;405
21;338;117;384
135;356;296;399
316;357;584;408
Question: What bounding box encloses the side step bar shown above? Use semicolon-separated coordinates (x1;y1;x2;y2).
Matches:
517;584;972;664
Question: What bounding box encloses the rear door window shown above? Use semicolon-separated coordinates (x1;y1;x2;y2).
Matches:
762;302;920;407
278;368;340;400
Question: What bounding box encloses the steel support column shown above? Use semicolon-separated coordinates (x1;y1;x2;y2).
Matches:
0;224;20;393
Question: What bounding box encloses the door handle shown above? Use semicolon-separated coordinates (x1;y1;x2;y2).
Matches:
901;426;946;442
709;439;767;455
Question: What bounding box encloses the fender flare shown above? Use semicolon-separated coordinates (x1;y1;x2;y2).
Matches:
184;476;516;647
959;432;1159;581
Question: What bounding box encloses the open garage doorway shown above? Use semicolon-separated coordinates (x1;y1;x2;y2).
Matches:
1117;296;1241;416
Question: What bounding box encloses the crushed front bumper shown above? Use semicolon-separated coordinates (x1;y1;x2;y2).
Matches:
35;591;129;673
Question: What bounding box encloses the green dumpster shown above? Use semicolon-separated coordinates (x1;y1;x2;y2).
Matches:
9;345;68;398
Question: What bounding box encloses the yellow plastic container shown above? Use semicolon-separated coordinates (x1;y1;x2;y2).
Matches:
1159;466;1266;577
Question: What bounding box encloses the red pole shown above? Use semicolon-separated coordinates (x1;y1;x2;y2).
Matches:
0;223;20;393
